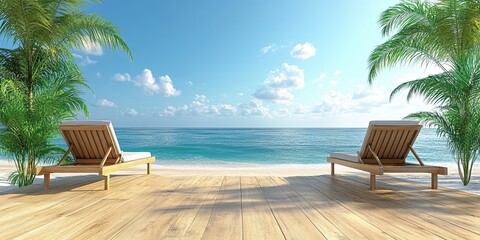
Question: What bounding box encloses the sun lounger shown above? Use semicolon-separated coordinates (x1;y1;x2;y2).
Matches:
36;121;155;190
328;120;447;190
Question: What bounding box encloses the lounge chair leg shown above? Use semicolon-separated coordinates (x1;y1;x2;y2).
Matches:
44;173;50;190
147;163;151;174
104;175;110;190
331;162;335;175
370;174;376;190
431;173;438;189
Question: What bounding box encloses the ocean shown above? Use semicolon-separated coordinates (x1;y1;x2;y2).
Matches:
63;127;451;168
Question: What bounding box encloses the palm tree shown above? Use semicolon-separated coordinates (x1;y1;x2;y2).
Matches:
0;49;89;186
368;0;480;185
0;0;131;186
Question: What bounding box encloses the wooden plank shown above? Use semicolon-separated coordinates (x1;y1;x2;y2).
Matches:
383;130;399;158
1;174;480;239
160;176;224;239
392;130;408;159
270;177;347;239
327;157;383;175
101;157;155;175
182;177;224;239
281;176;394;239
60;125;108;131
65;176;193;239
382;165;447;174
37;165;102;174
200;176;242;240
399;130;416;159
256;176;326;239
79;130;94;159
5;175;149;239
108;176;214;239
241;177;285;240
376;130;392;158
69;130;86;159
328;174;480;239
85;130;101;159
309;175;461;239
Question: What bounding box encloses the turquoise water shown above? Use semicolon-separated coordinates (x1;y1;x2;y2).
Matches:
67;128;451;167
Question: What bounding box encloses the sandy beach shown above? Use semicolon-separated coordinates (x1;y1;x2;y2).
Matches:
1;159;479;194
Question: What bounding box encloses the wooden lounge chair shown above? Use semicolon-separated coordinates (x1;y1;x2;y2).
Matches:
36;121;155;190
327;120;447;190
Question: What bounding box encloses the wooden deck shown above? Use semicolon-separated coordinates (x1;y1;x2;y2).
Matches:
1;174;480;239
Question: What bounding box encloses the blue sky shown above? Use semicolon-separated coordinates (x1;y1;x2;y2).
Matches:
74;0;436;127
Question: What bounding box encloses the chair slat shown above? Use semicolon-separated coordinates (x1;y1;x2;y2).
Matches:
392;130;409;159
384;130;400;159
85;131;100;159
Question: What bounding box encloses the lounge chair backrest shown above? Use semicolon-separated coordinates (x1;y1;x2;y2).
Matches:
359;120;421;165
60;121;122;165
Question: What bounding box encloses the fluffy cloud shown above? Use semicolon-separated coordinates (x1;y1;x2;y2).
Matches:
114;73;131;81
135;69;180;96
254;63;304;102
135;69;161;95
260;43;279;54
160;106;177;117
125;108;138;117
159;75;181;97
311;85;389;114
115;69;181;97
162;95;214;116
160;96;270;117
95;99;116;108
238;99;270;116
72;53;97;66
187;81;194;87
211;104;238;116
78;37;103;56
290;42;316;60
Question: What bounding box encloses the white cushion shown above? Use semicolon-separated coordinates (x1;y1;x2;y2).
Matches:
61;120;122;153
330;152;359;162
369;120;420;126
122;152;151;162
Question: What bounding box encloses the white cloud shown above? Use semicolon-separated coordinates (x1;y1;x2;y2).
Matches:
312;73;326;84
187;81;194;87
274;108;290;117
260;43;279;54
159;96;270;118
330;70;341;85
159;75;181;97
78;37;103;56
311;85;389;114
126;69;181;97
95;99;116;108
294;104;309;114
135;69;160;95
96;72;102;79
238;92;244;96
160;106;177;117
72;53;97;66
125;108;138;117
254;63;304;102
114;73;131;81
238;99;270;116
290;42;316;60
211;104;237;116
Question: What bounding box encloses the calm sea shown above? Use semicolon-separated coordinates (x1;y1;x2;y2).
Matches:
53;128;450;168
